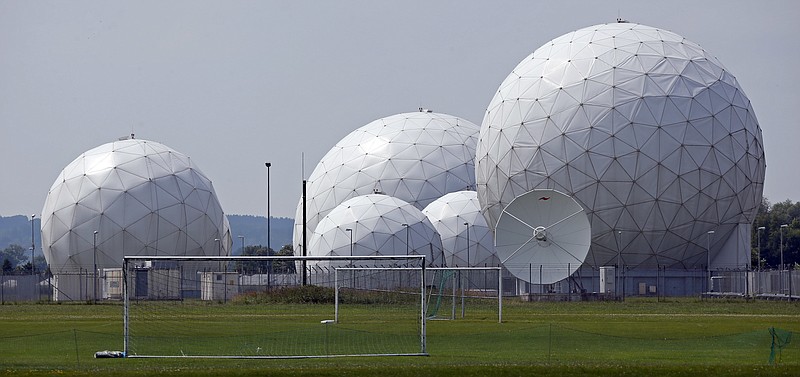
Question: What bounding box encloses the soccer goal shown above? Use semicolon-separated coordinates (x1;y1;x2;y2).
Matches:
122;255;427;358
424;267;503;323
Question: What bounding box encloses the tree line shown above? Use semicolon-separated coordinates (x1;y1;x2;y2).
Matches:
235;244;296;274
1;244;47;275
751;197;799;269
1;243;297;276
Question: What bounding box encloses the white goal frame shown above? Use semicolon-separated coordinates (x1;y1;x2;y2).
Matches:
122;255;427;359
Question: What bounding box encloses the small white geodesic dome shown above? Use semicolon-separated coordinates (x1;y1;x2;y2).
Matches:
294;110;479;252
422;191;498;267
307;194;443;267
41;138;232;273
476;22;766;270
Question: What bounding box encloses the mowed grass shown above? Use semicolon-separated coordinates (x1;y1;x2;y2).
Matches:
1;298;799;376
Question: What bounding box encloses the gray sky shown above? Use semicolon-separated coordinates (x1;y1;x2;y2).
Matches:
1;0;798;218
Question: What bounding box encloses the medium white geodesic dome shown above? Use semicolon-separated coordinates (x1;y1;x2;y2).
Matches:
294;110;479;252
422;191;498;267
307;194;443;267
41;138;232;273
476;22;766;270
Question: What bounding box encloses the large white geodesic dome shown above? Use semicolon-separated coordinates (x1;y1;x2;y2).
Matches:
41;138;232;273
422;191;498;267
308;194;443;267
476;22;766;270
294;110;479;252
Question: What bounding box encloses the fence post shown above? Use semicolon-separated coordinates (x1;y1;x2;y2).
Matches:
334;268;339;323
460;269;465;319
528;264;532;296
79;268;84;301
451;270;456;320
744;268;748;298
567;263;571;296
498;267;503;324
656;265;660;302
123;258;129;356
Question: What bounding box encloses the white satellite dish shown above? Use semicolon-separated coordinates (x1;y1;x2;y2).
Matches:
495;189;591;284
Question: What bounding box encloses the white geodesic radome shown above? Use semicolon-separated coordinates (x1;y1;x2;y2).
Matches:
476;22;766;270
41;138;232;273
294;110;479;252
307;194;443;267
422;191;498;268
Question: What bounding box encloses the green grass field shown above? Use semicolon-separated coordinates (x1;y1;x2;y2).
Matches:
1;298;799;376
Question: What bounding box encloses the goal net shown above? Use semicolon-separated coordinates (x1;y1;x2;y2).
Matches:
122;255;427;358
424;267;503;323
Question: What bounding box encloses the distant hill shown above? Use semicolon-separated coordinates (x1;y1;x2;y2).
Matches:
0;215;40;255
0;215;294;255
226;215;295;254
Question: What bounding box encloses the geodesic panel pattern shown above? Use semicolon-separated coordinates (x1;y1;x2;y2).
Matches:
308;194;443;267
41;139;232;273
476;23;766;270
422;191;498;267
294;110;479;251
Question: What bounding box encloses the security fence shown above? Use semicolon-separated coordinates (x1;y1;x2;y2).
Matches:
0;272;50;303
2;266;799;303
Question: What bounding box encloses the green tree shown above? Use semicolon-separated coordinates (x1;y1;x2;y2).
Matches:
272;244;296;274
752;197;800;269
2;259;12;273
0;244;27;269
233;244;296;274
33;255;48;273
17;261;32;273
235;245;273;274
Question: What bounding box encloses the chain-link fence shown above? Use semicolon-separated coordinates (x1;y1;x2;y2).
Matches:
2;266;799;303
0;272;50;303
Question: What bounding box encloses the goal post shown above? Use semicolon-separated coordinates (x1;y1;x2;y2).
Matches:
122;255;427;358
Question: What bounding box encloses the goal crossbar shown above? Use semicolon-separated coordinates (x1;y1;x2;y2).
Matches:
122;255;426;262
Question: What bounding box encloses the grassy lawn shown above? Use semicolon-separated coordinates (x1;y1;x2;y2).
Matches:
0;298;799;376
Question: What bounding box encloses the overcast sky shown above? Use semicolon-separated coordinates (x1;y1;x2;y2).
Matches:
1;0;797;219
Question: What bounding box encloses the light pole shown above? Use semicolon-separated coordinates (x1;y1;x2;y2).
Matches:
781;224;788;296
780;224;788;271
237;235;245;274
30;214;36;275
265;162;271;254
345;228;353;257
463;222;470;294
616;230;622;300
756;226;766;295
215;238;222;272
757;226;766;271
402;224;409;256
707;230;715;293
463;222;470;267
93;230;98;303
